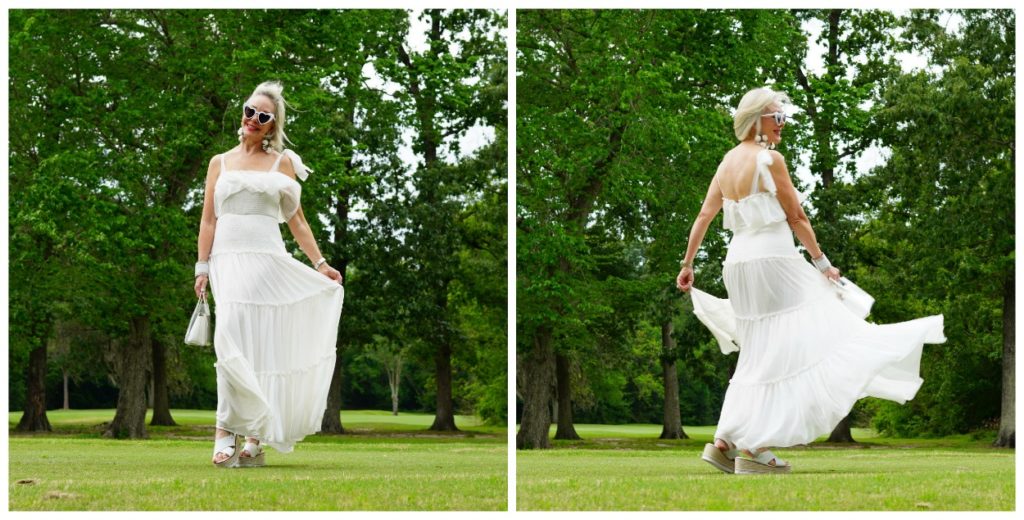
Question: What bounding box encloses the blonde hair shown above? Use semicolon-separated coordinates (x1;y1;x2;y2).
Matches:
733;87;790;141
249;80;292;152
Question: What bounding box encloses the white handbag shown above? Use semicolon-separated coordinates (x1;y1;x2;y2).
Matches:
185;292;212;346
831;276;875;319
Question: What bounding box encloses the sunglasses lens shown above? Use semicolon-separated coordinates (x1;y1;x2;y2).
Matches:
776;113;785;125
244;105;255;118
258;113;272;125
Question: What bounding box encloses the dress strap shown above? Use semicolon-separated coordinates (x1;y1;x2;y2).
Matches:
748;162;761;196
755;149;778;194
219;153;227;172
270;152;284;173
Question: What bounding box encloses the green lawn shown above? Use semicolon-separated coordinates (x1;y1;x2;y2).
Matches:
9;409;506;511
517;424;1014;511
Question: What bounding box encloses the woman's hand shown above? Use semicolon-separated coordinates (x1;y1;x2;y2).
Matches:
824;266;841;282
318;263;344;285
676;266;694;293
194;274;208;299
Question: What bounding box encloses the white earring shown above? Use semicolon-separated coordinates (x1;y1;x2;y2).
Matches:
261;136;272;151
756;134;775;150
237;127;244;143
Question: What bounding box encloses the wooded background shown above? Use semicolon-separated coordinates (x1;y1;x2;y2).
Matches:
516;9;1014;449
9;9;508;437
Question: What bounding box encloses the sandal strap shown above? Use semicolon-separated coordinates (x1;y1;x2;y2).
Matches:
752;449;787;467
242;441;262;456
213;434;237;457
715;438;740;459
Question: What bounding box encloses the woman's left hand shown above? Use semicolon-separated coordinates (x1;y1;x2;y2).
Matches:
676;266;694;293
318;263;344;285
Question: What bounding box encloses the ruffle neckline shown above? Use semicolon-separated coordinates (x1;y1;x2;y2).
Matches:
214;170;301;223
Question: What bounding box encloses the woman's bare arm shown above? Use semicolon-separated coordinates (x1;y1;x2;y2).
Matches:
766;150;824;259
680;166;725;267
677;167;725;292
197;156;221;262
278;154;343;284
276;155;327;264
194;156;221;297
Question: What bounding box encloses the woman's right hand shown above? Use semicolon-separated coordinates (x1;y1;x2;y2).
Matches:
194;274;208;299
676;266;694;293
823;266;841;282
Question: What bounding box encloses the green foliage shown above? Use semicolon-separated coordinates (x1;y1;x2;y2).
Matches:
851;9;1014;436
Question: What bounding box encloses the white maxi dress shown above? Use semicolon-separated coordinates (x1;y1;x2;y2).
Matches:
690;149;946;451
208;150;345;453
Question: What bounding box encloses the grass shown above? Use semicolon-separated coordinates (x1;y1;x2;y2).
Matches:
517;423;1014;511
9;409;507;511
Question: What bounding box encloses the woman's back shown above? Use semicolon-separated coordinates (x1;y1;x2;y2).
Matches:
717;144;767;201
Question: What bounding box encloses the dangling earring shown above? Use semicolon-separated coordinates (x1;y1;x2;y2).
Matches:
261;135;272;152
237;127;244;143
755;134;775;150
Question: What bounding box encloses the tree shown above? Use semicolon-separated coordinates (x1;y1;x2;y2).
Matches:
361;336;409;416
379;9;507;431
859;9;1014;444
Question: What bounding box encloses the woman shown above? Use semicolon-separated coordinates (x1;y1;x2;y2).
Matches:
194;80;345;468
676;87;945;474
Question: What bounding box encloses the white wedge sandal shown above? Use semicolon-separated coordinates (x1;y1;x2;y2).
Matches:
212;433;242;468
701;438;741;474
237;440;265;468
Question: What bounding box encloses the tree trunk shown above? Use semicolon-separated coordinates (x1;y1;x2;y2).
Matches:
149;337;176;426
517;326;556;449
321;350;345;434
659;321;687;439
62;369;70;411
995;274;1015;448
321;79;355;435
16;344;52;432
553;352;580;440
827;413;856;443
390;360;401;416
429;342;459;431
104;316;152;439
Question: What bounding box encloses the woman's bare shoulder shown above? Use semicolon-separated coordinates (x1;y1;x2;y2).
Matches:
275;151;297;179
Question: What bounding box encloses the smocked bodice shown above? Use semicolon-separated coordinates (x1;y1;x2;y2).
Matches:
215;170;301;223
721;149;788;232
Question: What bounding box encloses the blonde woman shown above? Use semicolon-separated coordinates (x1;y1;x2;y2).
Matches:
194;81;344;468
676;87;946;474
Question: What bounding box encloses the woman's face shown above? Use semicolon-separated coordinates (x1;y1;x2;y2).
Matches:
240;94;275;143
761;102;785;144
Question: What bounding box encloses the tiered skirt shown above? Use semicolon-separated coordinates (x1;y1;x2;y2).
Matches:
692;220;945;450
209;213;345;453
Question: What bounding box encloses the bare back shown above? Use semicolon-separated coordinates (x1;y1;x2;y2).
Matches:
716;144;767;201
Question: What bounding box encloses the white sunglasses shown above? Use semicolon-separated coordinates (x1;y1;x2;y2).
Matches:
762;111;787;125
243;104;275;125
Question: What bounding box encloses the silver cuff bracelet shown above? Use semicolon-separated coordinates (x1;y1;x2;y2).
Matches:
195;261;210;277
811;253;831;272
